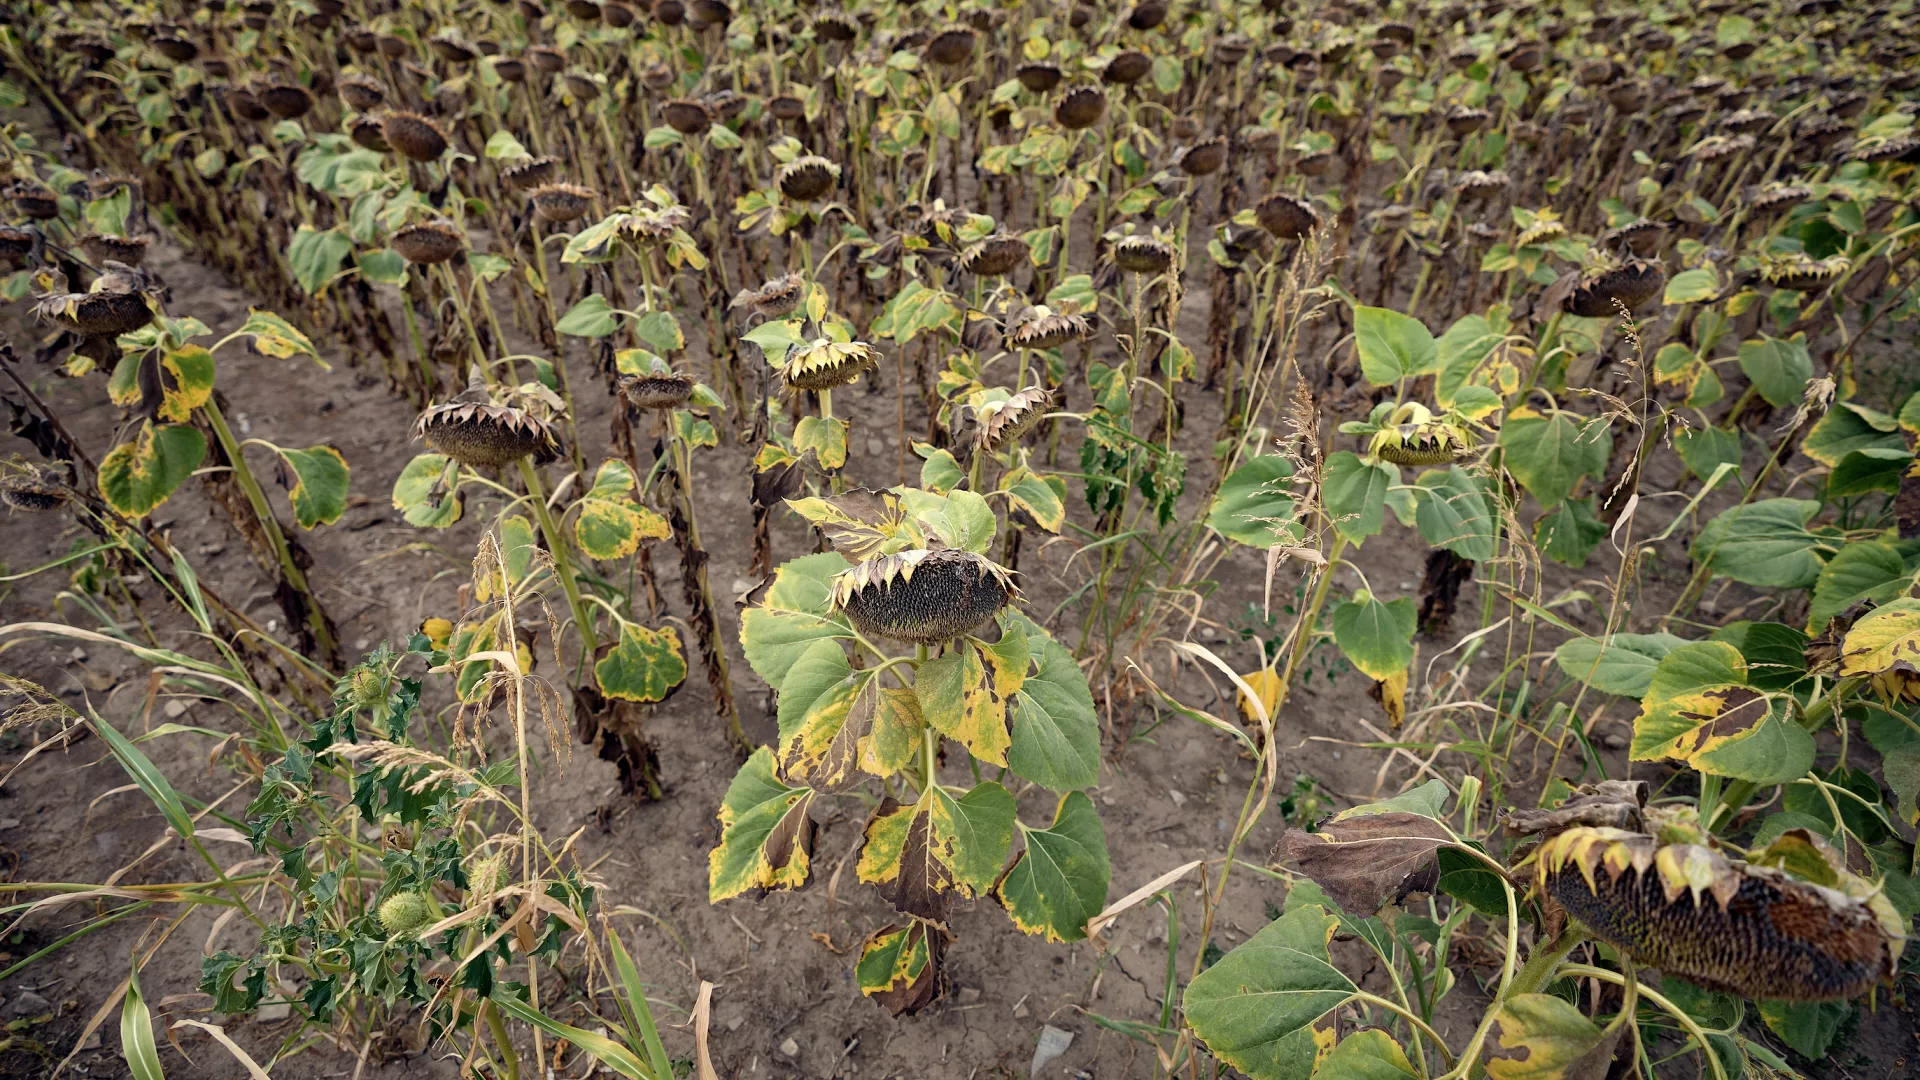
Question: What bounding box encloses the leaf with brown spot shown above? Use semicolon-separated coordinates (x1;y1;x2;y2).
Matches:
1282;812;1456;916
857;921;944;1015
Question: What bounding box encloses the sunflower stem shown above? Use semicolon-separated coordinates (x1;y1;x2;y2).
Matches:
515;456;598;677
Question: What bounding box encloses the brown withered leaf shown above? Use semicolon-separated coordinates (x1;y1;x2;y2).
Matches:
1503;780;1648;838
1281;812;1456;916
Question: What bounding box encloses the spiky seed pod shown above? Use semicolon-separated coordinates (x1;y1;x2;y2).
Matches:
832;549;1017;646
383;112;450;162
973;387;1054;453
391;220;466;265
1689;134;1755;163
1454;169;1511;200
412;388;559;468
0;472;68;513
778;156;840;201
530;183;596;223
1564;258;1665;317
1104;50;1152;85
618;370;695;410
662;98;712;135
925;27;975;67
1006;311;1091;351
1757;253;1849;291
781;340;882;391
1445;105;1490;136
259;83;314;119
466;853;510;896
337;73;385;111
732;273;804;318
1112;235;1177;275
1127;0;1169;30
1054;86;1107;130
35;290;154;337
1180;136;1229;177
1016;62;1062;93
1601;219;1667;257
502;157;559;190
1255;192;1319;240
528;45;566;73
80;234;149;267
814;11;859;42
493;56;528;82
152;35;199;62
377;892;433;936
1537;828;1903;1001
431;35;478;63
960;234;1029;277
1370;405;1473;466
1516;217;1567;248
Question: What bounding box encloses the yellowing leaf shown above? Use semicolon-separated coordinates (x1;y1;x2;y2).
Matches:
595;623;687;702
709;748;815;902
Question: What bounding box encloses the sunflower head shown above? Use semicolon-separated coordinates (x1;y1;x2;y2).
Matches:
777;155;841;201
1004;307;1091;351
971;386;1054;453
781;339;882;391
411;373;562;468
832;548;1017;646
1364;402;1477;466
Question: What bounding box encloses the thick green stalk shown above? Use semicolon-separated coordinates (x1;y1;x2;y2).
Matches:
202;399;339;668
515;457;599;671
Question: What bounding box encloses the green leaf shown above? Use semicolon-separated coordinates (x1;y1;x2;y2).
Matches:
1353;306;1438;386
1710;621;1810;691
484;129;530;160
122;963;165;1080
1803;403;1906;467
556;293;621;338
917;445;962;493
995;791;1109;942
1737;336;1813;409
1324;451;1393;540
1485;993;1624;1080
1692;499;1826;589
1150;54;1183;94
780;666;872;792
272;445;350;528
100;422;207;518
1209;455;1303;548
1311;1029;1418;1080
390;453;461;528
1004;612;1101;791
595;623;687;703
1663;267;1720;304
1805;540;1914;634
1435;313;1502;408
1758;1000;1851;1060
499;514;538;584
1413;467;1495;562
288;226;352;296
794;415;849;470
1183;905;1355;1080
491;992;655;1080
1553;632;1687;698
236;309;323;366
94;716;193;842
575;497;669;560
633;310;683;354
1673;426;1742;482
931;782;1017;893
740;553;854;689
1883;743;1920;825
1533;496;1608;568
357;247;408;286
1331;594;1417;681
1499;408;1609;509
708;747;816;901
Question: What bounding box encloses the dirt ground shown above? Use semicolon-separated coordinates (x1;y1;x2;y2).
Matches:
2;160;1916;1080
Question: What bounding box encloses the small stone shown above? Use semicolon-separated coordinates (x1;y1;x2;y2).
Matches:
731;577;756;596
867;437;885;457
1167;789;1186;807
77;1029;102;1050
0;819;19;829
196;542;225;557
163;700;187;718
1601;732;1629;750
726;1015;743;1033
1031;1025;1075;1078
236;413;252;435
6;990;52;1018
956;987;982;1004
68;647;87;663
83;669;116;692
778;1037;800;1059
256;1001;292;1022
1012;999;1030;1018
1198;625;1218;641
355;638;371;650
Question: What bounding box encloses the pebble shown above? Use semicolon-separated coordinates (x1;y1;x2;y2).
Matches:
730;577;755;596
726;1015;743;1033
68;647;87;663
5;990;52;1019
956;987;982;1004
1601;732;1629;750
867;437;886;456
163;700;187;718
1031;1026;1074;1078
1168;789;1186;807
0;819;18;829
778;1037;800;1059
256;1001;292;1022
1012;999;1030;1018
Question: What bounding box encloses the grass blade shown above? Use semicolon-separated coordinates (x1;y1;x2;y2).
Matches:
490;992;656;1080
120;961;165;1080
91;714;193;841
607;929;674;1080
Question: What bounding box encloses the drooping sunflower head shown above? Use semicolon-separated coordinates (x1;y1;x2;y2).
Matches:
1563;256;1666;317
529;183;597;224
831;548;1018;646
1255;191;1319;240
1367;402;1476;466
0;464;68;514
971;386;1054;453
1111;233;1178;275
412;373;562;468
1004;307;1092;351
1534;827;1904;1001
391;219;467;265
781;339;882;392
617;353;695;411
1756;251;1849;291
731;272;805;318
959;233;1029;278
777;155;841;202
382;111;450;162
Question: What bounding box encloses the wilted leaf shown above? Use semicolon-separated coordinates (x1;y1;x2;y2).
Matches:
595;623;687;703
391;453;461;528
1485;993;1625;1080
100;422;207;518
276;445;350;528
708;747;816;902
1281;812;1454;916
857;921;943;1016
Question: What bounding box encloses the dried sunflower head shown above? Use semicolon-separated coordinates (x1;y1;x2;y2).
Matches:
1601;218;1668;257
350;115;391;152
0;466;68;513
1564;256;1666;317
1111;234;1178;275
259;82;314;119
502;156;559;190
391;220;466;265
777;155;841;201
781;339;882;392
1016;62;1062;93
1446;104;1490;136
1104;50;1152;85
1756;252;1849;291
1515;211;1567;248
618;353;696;410
662;97;713;135
731;273;805;318
1455;169;1512;200
832;548;1017;646
1054;85;1107;130
79;233;150;267
32;266;157;337
383;112;450;162
1749;183;1812;216
1535;826;1904;1001
959;233;1029;278
971;386;1054;453
1848;133;1920;164
1254;192;1319;240
1005;307;1091;351
337;73;386;111
1180;136;1230;177
411;373;561;468
924;26;976;67
620;202;694;244
529;183;596;224
1365;402;1476;466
